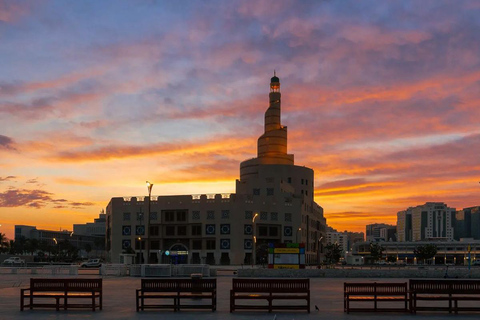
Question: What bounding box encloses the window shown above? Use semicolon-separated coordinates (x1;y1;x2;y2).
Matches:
271;212;278;221
245;211;253;219
149;226;159;236
301;179;304;185
166;226;175;236
259;226;268;236
136;212;144;221
123;213;131;221
177;211;186;222
285;213;292;222
244;224;253;235
267;188;274;196
192;211;200;220
253;188;260;195
149;212;157;221
191;225;202;236
306;190;308;196
207;211;215;220
306;179;308;186
206;239;216;250
177;226;187;236
150;240;159;250
288;177;292;183
122;226;131;236
136;225;145;235
269;226;278;237
221;210;230;219
260;212;267;220
165;211;174;222
192;240;202;250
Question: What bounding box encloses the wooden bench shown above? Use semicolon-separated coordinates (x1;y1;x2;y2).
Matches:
20;278;102;311
344;282;408;313
410;279;480;314
136;278;216;312
230;278;310;313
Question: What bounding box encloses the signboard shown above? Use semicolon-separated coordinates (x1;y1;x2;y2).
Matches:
268;243;305;269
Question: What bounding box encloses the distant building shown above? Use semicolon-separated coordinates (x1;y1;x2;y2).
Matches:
326;231;349;254
366;223;396;242
347;231;365;248
397;208;413;242
106;74;327;265
352;239;480;265
73;211;106;237
14;225;102;254
411;202;455;241
455;206;480;240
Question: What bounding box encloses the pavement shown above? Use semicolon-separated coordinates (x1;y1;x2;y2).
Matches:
1;274;480;319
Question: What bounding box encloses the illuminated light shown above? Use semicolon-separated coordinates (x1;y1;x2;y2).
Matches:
165;251;170;256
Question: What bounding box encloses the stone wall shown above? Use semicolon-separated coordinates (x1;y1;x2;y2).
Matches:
237;267;480;278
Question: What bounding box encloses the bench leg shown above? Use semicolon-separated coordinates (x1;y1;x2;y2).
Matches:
268;294;272;313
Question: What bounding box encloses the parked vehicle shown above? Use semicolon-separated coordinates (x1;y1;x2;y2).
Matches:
79;259;102;268
473;260;480;266
2;257;25;265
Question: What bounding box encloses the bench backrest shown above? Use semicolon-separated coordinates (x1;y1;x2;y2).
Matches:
141;278;216;292
410;279;480;294
30;278;102;292
344;282;407;295
232;279;309;293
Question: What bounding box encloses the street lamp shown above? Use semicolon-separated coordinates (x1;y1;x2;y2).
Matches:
296;227;302;243
146;181;154;264
252;213;259;266
318;236;324;265
138;237;142;264
53;238;58;261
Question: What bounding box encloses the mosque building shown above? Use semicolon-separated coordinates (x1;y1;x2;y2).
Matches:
106;74;327;265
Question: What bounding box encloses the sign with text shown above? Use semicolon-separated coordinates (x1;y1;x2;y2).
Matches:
268;243;305;269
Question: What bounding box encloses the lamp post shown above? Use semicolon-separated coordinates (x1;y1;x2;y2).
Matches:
317;236;324;265
146;181;153;264
53;238;58;261
296;227;302;243
138;237;142;264
252;213;259;266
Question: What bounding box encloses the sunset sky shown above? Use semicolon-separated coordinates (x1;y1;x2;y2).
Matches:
1;1;479;240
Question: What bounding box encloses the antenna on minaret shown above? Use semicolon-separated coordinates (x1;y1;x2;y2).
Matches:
274;70;276;77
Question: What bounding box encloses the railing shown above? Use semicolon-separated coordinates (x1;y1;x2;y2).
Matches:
0;266;78;275
174;264;210;277
100;264;129;276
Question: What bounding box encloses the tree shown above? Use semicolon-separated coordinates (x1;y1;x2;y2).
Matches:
84;243;92;257
369;243;385;262
0;233;9;253
325;243;342;264
414;244;437;264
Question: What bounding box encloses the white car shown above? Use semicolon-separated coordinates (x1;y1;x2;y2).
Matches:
79;259;102;268
2;257;25;265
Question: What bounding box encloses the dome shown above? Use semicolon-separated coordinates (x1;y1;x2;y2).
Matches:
270;75;280;83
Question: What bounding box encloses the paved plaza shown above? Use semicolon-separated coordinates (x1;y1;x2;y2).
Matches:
1;274;480;319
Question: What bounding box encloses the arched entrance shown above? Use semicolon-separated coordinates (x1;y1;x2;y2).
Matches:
163;243;189;264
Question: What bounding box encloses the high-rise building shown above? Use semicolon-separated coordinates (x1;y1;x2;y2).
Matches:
106;74;327;265
397;208;413;242
455;206;480;240
411;202;455;241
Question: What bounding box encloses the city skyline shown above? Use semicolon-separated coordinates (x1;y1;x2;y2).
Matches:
1;1;480;239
